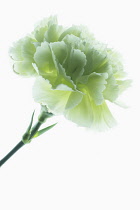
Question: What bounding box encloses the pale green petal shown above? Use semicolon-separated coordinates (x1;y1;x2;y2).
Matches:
21;37;36;59
50;41;67;64
65;91;83;109
78;72;108;105
107;48;124;73
83;48;109;75
114;100;129;108
63;34;102;56
103;75;119;102
34;42;57;84
114;70;127;79
34;16;58;42
52;59;76;90
117;79;132;94
65;95;116;131
55;84;72;91
50;43;76;89
62;34;91;54
44;24;64;43
65;94;92;127
33;76;83;114
59;25;94;42
9;37;37;76
62;34;93;60
63;48;87;81
9;37;36;60
63;34;84;50
78;25;95;41
34;42;54;71
63;35;111;76
9;39;23;61
13;61;36;76
59;26;82;41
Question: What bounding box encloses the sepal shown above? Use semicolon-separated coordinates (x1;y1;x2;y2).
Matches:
22;111;35;144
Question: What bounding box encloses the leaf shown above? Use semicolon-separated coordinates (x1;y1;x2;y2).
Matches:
33;123;57;138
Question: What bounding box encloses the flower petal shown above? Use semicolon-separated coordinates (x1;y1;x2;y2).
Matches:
9;37;37;76
50;41;67;64
65;91;83;110
63;48;87;82
103;75;119;102
83;48;109;75
9;39;23;61
78;72;108;105
34;42;57;84
13;60;36;76
117;79;132;94
44;24;63;43
59;25;94;42
59;26;82;41
21;37;36;59
10;37;36;60
65;95;116;131
34;16;58;42
33;76;83;114
63;34;85;51
50;41;76;89
107;48;124;73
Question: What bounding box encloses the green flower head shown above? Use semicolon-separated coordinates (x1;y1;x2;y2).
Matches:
9;16;131;131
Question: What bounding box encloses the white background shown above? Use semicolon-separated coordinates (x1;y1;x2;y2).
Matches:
0;0;140;209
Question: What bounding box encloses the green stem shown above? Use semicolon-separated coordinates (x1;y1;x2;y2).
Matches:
0;122;42;167
0;106;53;167
0;141;24;167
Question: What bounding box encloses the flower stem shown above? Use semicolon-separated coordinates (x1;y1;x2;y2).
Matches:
0;141;24;167
0;106;53;167
0;122;42;167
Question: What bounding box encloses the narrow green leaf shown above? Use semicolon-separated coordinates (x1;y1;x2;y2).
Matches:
33;123;57;138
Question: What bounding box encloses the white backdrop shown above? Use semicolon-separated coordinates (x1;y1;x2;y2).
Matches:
0;0;140;209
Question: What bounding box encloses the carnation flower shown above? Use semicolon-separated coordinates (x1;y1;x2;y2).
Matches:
9;16;131;130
